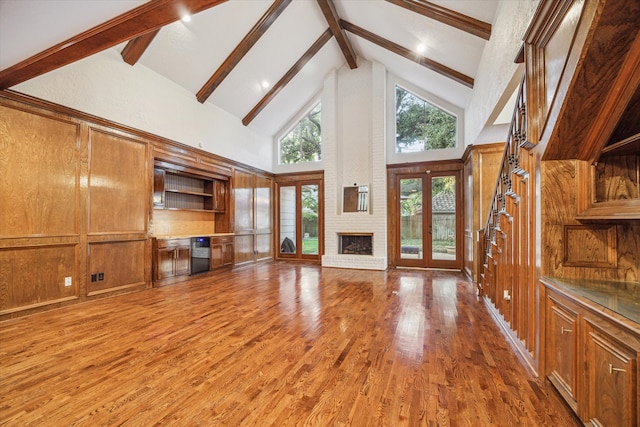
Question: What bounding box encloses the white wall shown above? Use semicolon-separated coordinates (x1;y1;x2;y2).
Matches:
465;0;541;146
322;60;388;270
12;48;273;172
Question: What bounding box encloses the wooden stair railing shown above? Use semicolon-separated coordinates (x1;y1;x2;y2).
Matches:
479;72;537;358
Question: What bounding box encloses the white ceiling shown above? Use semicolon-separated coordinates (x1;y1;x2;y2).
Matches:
0;0;499;137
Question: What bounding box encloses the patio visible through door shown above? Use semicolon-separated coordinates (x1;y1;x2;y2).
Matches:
397;171;461;269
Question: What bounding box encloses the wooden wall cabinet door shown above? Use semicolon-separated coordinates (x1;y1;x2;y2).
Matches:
585;325;637;427
233;169;273;265
546;297;579;411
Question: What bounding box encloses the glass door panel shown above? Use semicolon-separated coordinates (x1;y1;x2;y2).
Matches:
301;184;319;255
430;175;457;263
279;186;296;255
399;178;423;261
397;172;460;268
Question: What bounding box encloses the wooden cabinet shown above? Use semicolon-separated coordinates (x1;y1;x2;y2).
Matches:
546;296;579;410
233;169;273;265
585;322;637;427
462;143;503;283
153;238;190;281
543;279;640;426
154;166;227;213
210;236;234;269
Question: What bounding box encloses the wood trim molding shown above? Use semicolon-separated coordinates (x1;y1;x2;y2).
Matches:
121;29;161;65
0;0;229;89
196;0;293;103
316;0;358;69
340;20;474;88
242;28;333;126
385;0;491;40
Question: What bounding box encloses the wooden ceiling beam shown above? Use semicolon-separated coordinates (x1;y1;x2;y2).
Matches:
340;20;474;88
385;0;491;40
243;28;333;126
121;29;161;65
196;0;293;103
0;0;228;89
316;0;358;69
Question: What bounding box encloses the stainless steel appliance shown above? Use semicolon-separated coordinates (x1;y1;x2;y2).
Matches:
191;237;210;275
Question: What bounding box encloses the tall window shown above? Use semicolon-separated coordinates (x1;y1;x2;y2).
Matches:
395;86;456;153
279;102;321;164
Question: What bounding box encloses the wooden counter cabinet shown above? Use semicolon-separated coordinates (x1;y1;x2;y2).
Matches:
584;321;637;427
153;238;190;281
210;236;234;269
543;279;640;426
546;296;579;411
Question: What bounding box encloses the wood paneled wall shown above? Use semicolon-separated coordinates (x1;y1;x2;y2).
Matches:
0;97;151;319
0;91;273;319
541;160;640;282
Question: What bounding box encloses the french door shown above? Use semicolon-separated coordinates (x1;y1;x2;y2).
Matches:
275;176;323;261
396;170;462;269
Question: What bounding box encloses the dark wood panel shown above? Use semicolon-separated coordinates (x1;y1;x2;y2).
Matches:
89;128;148;234
0;245;77;312
254;175;272;231
233;169;254;232
0;104;79;237
255;233;272;262
88;240;147;295
595;154;639;202
234;234;254;265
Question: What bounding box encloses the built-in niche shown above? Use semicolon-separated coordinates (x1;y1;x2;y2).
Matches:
343;185;369;212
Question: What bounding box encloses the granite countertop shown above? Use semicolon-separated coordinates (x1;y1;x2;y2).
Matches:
543;276;640;324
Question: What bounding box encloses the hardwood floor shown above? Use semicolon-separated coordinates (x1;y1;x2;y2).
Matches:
0;262;579;426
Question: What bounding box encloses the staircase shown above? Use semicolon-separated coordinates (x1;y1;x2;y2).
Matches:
479;73;538;370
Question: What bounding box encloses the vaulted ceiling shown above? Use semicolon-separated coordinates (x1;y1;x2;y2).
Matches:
0;0;499;136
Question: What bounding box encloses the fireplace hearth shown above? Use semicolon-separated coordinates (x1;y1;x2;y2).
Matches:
339;233;373;255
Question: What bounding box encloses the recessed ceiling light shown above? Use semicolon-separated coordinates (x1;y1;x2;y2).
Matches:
262;81;270;89
416;44;426;54
181;14;191;23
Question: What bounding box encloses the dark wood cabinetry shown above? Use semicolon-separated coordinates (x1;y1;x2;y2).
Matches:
210;236;234;269
543;279;639;426
153;165;227;213
153;238;190;281
585;322;637;427
546;296;579;410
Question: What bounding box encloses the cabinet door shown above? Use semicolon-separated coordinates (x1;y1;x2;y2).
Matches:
174;247;191;276
547;300;578;409
210;243;224;269
586;328;637;427
157;248;176;280
213;180;226;212
222;242;234;266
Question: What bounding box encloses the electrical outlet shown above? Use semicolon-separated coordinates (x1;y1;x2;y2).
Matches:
98;272;104;281
64;277;72;287
91;274;97;282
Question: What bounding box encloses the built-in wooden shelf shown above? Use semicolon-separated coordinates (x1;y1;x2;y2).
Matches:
599;132;640;158
154;166;225;212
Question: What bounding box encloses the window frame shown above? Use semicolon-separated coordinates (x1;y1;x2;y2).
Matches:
275;97;323;167
387;76;464;164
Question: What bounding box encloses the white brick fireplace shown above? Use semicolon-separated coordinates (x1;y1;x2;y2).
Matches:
321;61;388;270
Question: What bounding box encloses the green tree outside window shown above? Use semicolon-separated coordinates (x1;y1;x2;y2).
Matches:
395;86;456;153
280;103;321;164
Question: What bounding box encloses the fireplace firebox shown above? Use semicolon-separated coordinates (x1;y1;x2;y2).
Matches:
338;233;373;255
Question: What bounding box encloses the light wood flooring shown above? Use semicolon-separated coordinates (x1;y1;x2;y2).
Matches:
1;262;579;426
